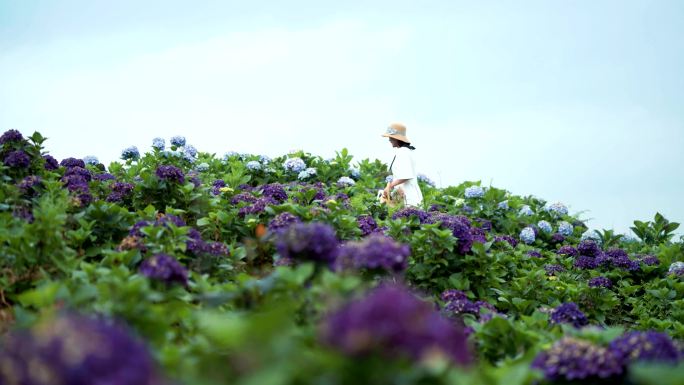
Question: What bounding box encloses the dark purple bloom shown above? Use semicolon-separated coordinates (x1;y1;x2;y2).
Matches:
93;172;116;181
428;204;446;212
3;150;30;168
211;179;226;195
441;289;468;302
268;212;301;232
544;264;565;276
275;222;339;265
609;331;681;364
43;154;59;170
574;255;599;270
605;248;628;259
335;234;410;273
130;220;151;237
12;206;34;223
231;192;258;205
0;313;158;385
322;284;471;365
427;213;475;253
475;218;492;232
531;337;623;381
557;245;578;257
444;298;480;316
18;175;42;193
527;250;543;258
391;207;430;223
0;129;23;144
550;233;566;244
578;240;601;257
155;165;185;184
588;276;612;288
155;214;186;228
238;197;276;217
260;183;288;203
494;235;518;248
64;166;92;181
107;182;135;203
357;215;378;236
60;157;86;168
639;255;660;266
470;227;486;244
138;254;188;286
610;255;641;271
550;302;588;328
187;171;201;187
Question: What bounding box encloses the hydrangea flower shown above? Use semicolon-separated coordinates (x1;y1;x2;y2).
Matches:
558;221;574;236
497;200;509;210
519;205;533;216
275;222;339;265
550;302;588;328
3;150;30;168
337;176;355;187
578;240;602;257
283;157;306;173
260;183;288;203
155;165;185;184
494;235;518;248
531;337;623;381
0;314;158;385
246;160;262;171
417;173;436;187
668;261;684;276
464;185;484;198
298;167;317;180
43;154;59;170
639;255;660;266
182;144;197;159
588;276;612;288
537;220;552;234
223;151;239;161
83;155;99;165
520;227;536;244
138;254;188;286
238;197;276;217
551;233;566;244
557;245;578;257
546;202;569;217
609;331;681;364
357;215;379;236
196;162;209;172
268;212;301;232
349;167;361;179
322;284;471;365
259;155;271;163
574;255;600;270
544;264;565;276
106;182;135;203
121;146;140;160
580;229;602;245
151;137;165;150
60;157;85;168
170;135;186;147
0;129;24;144
392;207;430;223
527;250;542;258
336;234;410;273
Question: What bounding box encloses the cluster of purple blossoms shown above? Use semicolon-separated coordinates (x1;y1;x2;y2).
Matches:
61;164;93;207
260;183;288;203
532;337;623;382
12;206;34;222
475;218;492;232
238;197;276;218
428;203;446;212
60;157;85;168
231;192;258;205
0;314;158;385
638;255;660;266
43;154;59;170
322;284;471;365
211;179;226;195
94;172;116;181
609;331;681;364
186;228;229;257
0;129;24;144
391;207;430;223
107;182;135;203
3;150;30;168
544;264;565;276
441;290;498;321
155;165;185;184
574;255;600;270
494;235;518;248
527;250;542;258
550;302;588;328
557;245;578;257
138;253;189;286
588;276;612;288
426;213;478;254
550;233;566;244
335;234;410;274
578;240;602;257
275;222;339;265
268;212;301;232
357;215;383;236
18;175;42;196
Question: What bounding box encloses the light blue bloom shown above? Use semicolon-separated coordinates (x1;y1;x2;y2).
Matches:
464;186;484;198
349;167;361;179
520;227;536;244
668;261;684;275
580;230;602;245
497;200;509;210
558;221;574;236
297;167;317;180
121;146;140;160
385;175;394;183
152;137;165;151
337;176;355;187
537;220;553;234
283;157;306;173
170;136;186;147
183;145;198;157
519;205;533;216
417;173;436;187
259;155;271;164
223;151;239;161
246;161;262;171
546;202;569;217
196;162;209;172
83;155;99;165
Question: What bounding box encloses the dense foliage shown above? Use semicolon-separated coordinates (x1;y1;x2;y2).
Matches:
0;130;682;384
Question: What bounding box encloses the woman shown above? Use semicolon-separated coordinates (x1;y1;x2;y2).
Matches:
381;123;423;207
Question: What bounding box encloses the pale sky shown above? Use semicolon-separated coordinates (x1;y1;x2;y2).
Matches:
1;0;683;236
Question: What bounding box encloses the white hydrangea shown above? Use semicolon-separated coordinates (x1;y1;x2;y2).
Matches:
519;205;533;216
196;162;209;172
297;167;317;180
246;161;262;171
337;176;356;187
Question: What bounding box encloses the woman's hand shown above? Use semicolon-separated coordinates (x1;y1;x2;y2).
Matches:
383;182;392;199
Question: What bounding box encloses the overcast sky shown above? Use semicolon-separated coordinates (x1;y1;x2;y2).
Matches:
1;0;683;236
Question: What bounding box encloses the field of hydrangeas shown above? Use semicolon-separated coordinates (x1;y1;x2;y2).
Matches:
1;129;683;385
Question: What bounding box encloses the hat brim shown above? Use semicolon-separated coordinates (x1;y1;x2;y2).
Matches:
382;133;411;144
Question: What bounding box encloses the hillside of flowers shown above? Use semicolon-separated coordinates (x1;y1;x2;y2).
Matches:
1;129;683;385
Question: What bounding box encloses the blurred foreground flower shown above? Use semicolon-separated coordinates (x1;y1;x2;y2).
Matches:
532;337;623;381
275;222;339;265
139;253;189;287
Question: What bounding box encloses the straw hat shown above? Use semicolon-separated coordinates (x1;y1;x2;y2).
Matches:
381;123;411;144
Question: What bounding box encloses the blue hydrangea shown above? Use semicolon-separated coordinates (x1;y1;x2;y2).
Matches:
246;160;262;171
497;200;509;210
520;227;536;244
196;162;209;172
337;176;355;187
183;144;197;157
537;220;553;234
349;167;361;179
259;155;271;163
83;155;99;165
170;136;186;147
668;261;684;276
223;151;239;161
284;157;306;173
385;175;394;183
546;202;569;217
152;137;165;150
417;174;436;187
580;230;602;245
298;167;317;180
121;146;140;160
519;205;533;216
558;221;574;236
464;186;484;198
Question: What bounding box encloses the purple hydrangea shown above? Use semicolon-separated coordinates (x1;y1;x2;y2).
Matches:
470;227;486;244
532;337;623;381
121;146;140;161
550;302;588;328
557;245;578;257
639;255;660;266
391;207;430;223
64;166;92;181
550;233;566;244
609;331;681;364
155;214;186;228
275;222;339;265
494;235;518;248
94;173;116;181
0;129;24;144
18;175;42;194
231;192;258;205
574;255;600;270
0;313;158;385
155;165;185;184
527;250;542;258
588;276;612;288
475;218;492;232
211;179;226;195
260;183;288;203
441;289;468;302
335;234;410;273
43;154;59;170
427;213;476;253
129;220;151;237
268;212;301;232
138;254;188;286
60;157;86;168
3;150;30;168
107;182;135;203
578;240;602;257
238;197;276;217
186;228;229;256
322;284;471;365
610;255;641;272
544;264;565;276
170;136;186;147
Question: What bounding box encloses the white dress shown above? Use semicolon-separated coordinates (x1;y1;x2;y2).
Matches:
390;147;423;207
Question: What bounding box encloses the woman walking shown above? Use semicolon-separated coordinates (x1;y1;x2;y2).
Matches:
381;123;423;207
